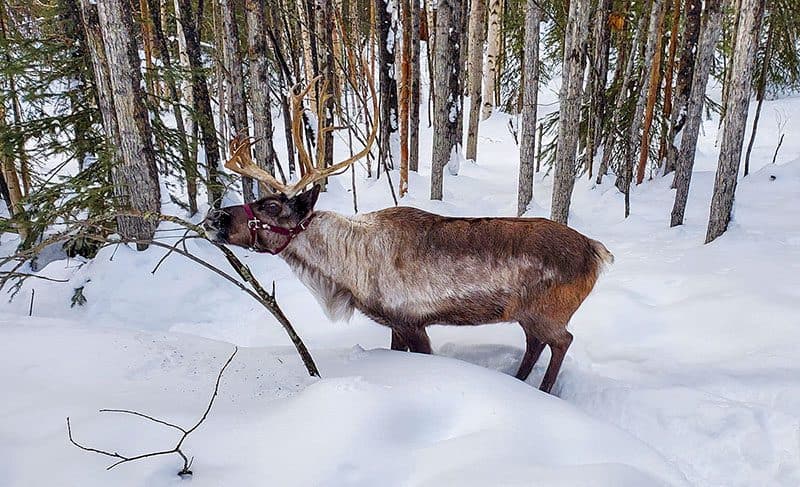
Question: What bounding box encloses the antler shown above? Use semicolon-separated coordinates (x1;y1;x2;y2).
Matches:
225;63;378;198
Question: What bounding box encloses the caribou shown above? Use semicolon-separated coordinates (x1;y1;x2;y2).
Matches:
204;75;613;393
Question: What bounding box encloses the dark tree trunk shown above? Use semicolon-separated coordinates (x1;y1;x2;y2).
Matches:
664;0;701;176
177;0;223;207
743;17;774;177
219;0;253;201
146;0;197;215
410;0;421;172
670;0;723;227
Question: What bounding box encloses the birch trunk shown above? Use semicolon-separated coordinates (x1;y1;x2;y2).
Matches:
549;0;590;224
465;0;486;161
480;0;502;120
376;0;399;169
517;0;539;216
706;0;765;243
95;0;161;246
670;0;723;227
430;0;463;200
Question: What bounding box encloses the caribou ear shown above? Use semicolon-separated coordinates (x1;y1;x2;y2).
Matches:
292;184;321;216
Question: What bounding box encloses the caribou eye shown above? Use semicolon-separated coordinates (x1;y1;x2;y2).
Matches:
261;201;281;216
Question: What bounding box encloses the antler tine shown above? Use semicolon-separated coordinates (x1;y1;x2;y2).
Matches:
314;64;378;179
290;76;322;178
224;134;289;194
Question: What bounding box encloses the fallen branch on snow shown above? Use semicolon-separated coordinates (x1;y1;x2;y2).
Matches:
66;347;238;476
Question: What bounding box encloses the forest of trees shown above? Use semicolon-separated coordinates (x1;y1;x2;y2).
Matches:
1;0;799;255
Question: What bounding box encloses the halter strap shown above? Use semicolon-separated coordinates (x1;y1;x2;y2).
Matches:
242;203;315;255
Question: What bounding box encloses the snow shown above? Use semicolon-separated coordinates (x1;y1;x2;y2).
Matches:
2;85;800;486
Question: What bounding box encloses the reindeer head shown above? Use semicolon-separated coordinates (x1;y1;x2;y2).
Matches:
204;69;376;254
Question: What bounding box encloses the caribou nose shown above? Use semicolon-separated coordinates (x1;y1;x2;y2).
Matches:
203;208;230;242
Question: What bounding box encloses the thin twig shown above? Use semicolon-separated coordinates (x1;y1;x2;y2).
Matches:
67;347;238;476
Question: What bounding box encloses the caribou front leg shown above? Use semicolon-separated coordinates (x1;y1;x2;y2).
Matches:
390;329;409;351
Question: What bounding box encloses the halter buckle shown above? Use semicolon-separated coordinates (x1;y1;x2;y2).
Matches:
247;219;261;230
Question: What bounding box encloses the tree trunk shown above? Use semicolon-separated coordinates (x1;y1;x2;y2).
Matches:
146;0;197;214
465;0;486;161
670;0;723;227
376;0;399;169
584;0;611;179
706;0;765;243
430;0;463;200
245;0;278;197
315;0;335;188
743;17;774;177
664;0;701;175
95;0;162;247
656;0;682;166
399;0;412;196
481;0;501;120
177;0;224;206
219;0;254;201
635;2;666;184
549;0;590;224
410;0;421;172
517;0;539;216
621;0;663;217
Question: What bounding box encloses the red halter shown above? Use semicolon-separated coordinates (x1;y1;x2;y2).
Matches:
242;203;315;255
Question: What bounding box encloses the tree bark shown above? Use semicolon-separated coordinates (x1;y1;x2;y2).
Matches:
315;0;335;189
706;0;765;243
245;0;278;197
635;2;666;184
146;0;197;214
549;0;590;224
656;0;682;166
481;0;502;120
584;0;611;179
465;0;486;161
743;16;774;177
517;0;539;216
94;0;162;247
219;0;254;201
622;0;663;217
430;0;463;200
670;0;723;227
399;0;412;196
177;0;224;207
664;0;701;175
376;0;399;169
410;0;421;172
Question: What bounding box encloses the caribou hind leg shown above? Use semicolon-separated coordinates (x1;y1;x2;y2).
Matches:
539;330;573;393
514;323;546;381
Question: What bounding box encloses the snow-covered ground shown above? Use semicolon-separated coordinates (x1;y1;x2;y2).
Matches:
2;92;800;486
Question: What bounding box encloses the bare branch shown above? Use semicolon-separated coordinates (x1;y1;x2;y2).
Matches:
67;347;238;476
